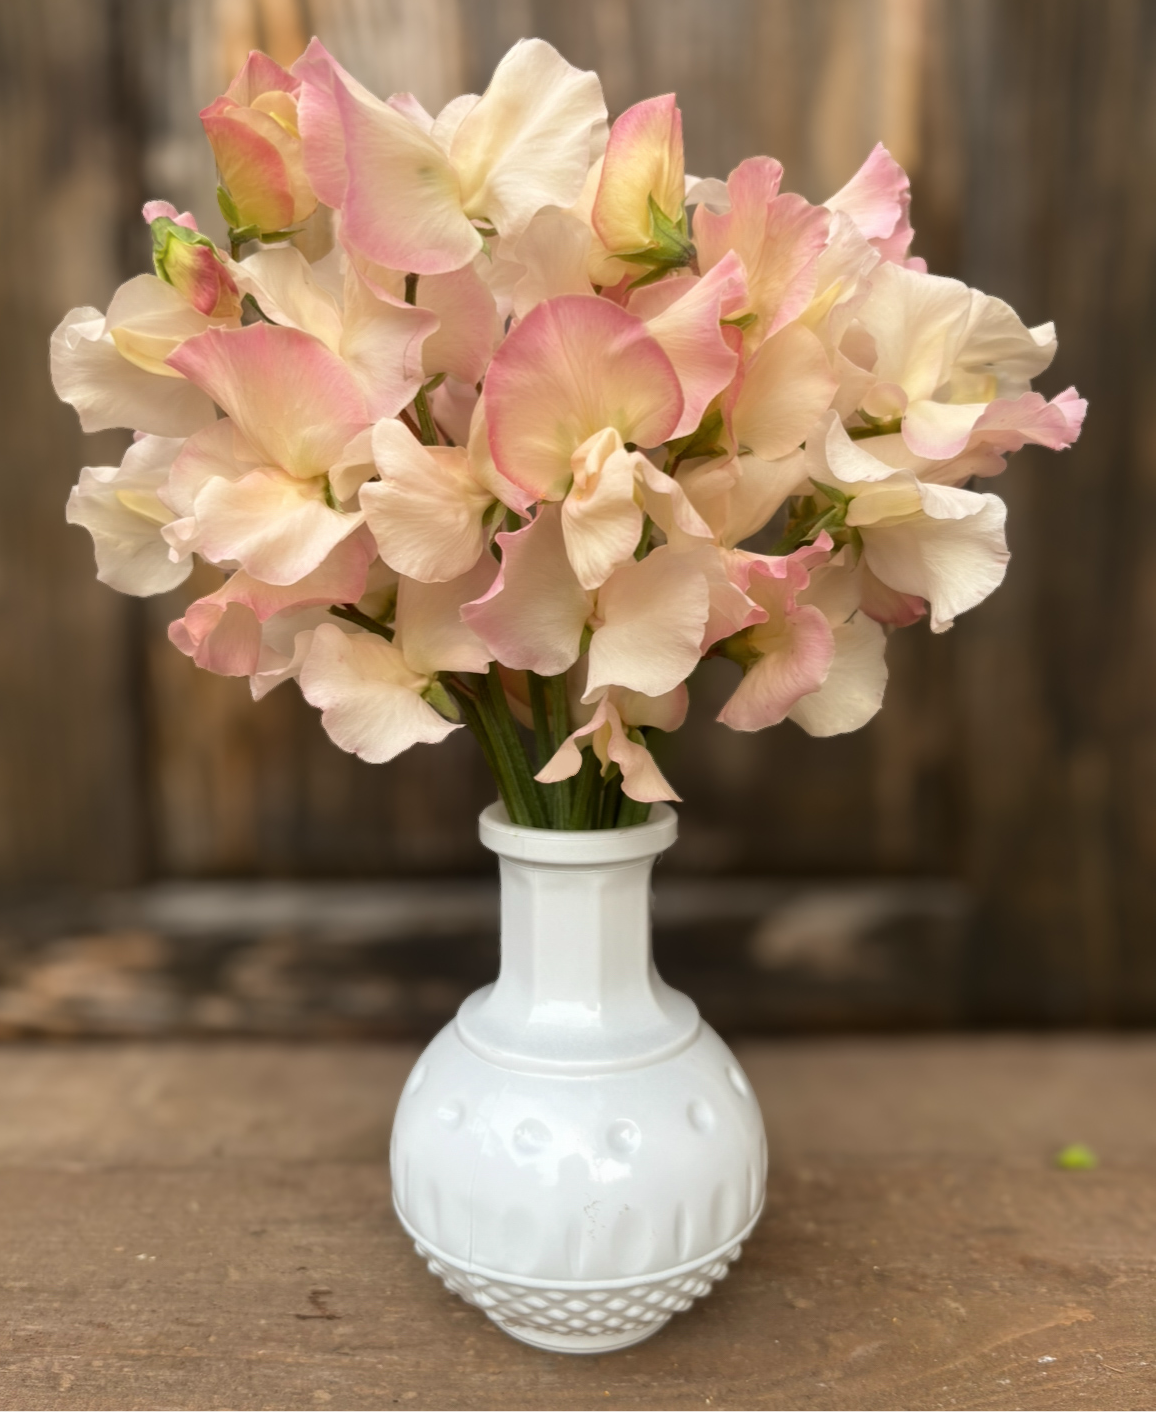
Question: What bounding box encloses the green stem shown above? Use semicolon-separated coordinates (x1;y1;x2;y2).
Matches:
444;678;517;820
544;673;573;827
598;765;624;829
413;384;439;446
329;604;392;640
616;792;652;828
481;665;547;828
567;749;601;830
634;514;653;560
527;673;552;767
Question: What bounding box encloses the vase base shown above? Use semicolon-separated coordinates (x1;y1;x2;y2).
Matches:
500;1319;668;1354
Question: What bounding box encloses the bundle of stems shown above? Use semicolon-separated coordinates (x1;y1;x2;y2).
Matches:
444;665;651;831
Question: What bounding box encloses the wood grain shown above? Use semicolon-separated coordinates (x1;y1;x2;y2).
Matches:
0;1036;1151;1410
0;0;1151;1021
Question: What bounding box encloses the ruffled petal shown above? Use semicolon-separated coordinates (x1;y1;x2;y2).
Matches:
362;420;495;582
461;503;592;676
66;435;191;595
630;251;747;438
449;38;607;239
694;157;830;343
395;552;499;676
731;321;837;460
299;623;457;763
584;546;709;701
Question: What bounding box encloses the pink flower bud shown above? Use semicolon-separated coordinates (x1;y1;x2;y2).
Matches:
201;51;317;237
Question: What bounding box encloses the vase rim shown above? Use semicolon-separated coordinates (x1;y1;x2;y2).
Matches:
478;801;677;865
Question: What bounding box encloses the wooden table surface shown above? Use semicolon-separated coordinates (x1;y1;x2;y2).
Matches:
0;1036;1151;1411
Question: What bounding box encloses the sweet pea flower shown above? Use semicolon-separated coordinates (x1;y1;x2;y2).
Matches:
144;202;241;319
694;158;831;346
162;322;372;583
248;558;400;700
50;273;235;437
847;261;1070;460
202;51;317;238
462;504;711;702
229;244;439;419
625;250;749;438
66;434;190;595
294;38;607;275
535;684;688;803
299;553;497;763
805;416;1009;632
167;527;377;676
580;94;693;287
676;450;811;550
824;143;917;266
714;538;884;737
783;550;889;736
360;418;499;583
717;543;835;732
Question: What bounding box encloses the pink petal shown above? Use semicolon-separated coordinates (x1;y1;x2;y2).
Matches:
461;503;592;676
331;68;481;275
341;263;438;420
292;39;357;209
226;51;300;105
414;263;500;385
142;200;197;230
717;563;835;731
968;388;1087;453
169;600;263;677
632;251;747;438
539;694;681;803
694;157;830;342
200;100;296;233
825;142;914;263
484;295;684;499
167;323;368;478
170;526;375;674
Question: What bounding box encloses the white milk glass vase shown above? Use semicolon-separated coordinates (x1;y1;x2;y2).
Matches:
389;803;767;1353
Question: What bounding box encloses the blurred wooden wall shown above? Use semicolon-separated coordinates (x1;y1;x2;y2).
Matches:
0;0;1151;1022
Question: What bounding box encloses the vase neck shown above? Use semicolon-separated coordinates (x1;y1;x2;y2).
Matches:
455;806;698;1074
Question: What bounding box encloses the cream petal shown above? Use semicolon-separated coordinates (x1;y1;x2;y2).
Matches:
299;624;457;763
363;419;495;582
394;552;499;677
584;546;709;701
732;322;837;461
450;38;607;239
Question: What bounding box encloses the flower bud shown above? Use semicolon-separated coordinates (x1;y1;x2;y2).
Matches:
200;51;317;240
144;202;241;319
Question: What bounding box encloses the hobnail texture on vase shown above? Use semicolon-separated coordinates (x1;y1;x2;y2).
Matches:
413;1237;747;1352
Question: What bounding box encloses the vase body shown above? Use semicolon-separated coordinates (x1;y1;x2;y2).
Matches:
389;803;767;1353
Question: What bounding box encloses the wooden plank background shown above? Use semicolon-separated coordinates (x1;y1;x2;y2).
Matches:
0;0;1151;1024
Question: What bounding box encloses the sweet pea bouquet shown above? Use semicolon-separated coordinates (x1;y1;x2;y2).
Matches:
53;39;1084;831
